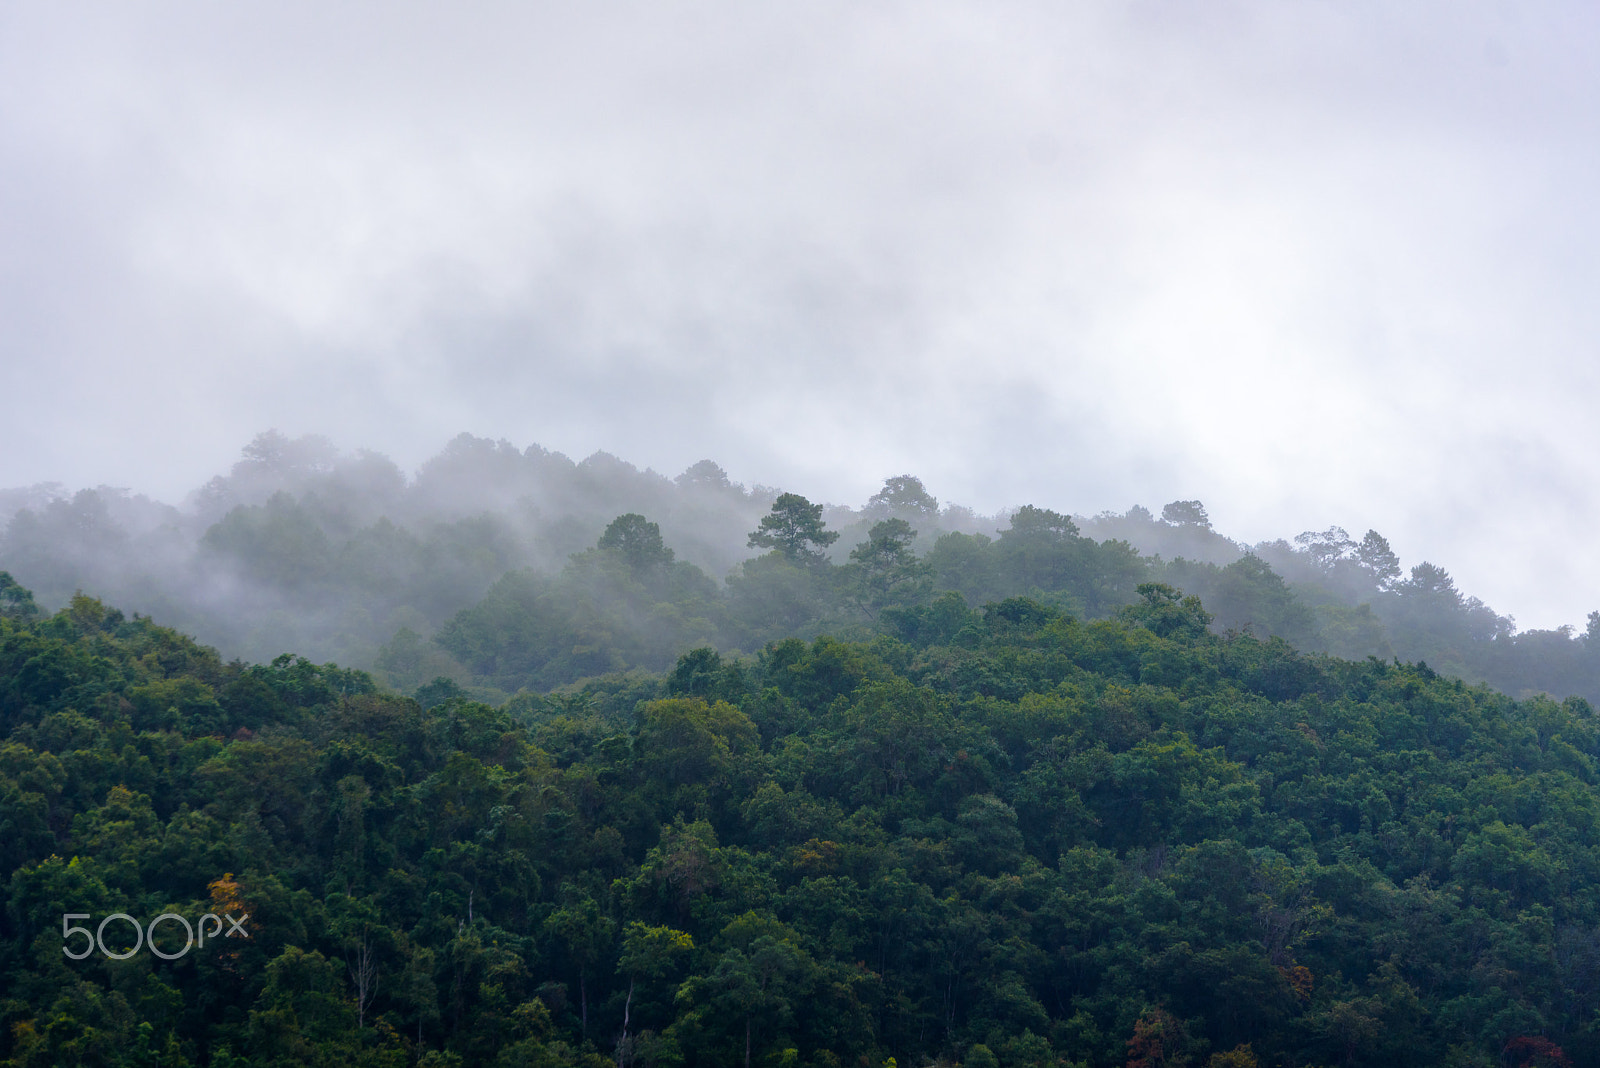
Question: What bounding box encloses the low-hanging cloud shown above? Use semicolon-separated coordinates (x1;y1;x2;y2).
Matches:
2;1;1599;629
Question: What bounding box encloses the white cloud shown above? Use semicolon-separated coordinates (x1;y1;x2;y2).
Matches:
2;1;1599;627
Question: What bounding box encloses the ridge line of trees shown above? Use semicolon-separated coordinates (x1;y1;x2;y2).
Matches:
3;433;1596;706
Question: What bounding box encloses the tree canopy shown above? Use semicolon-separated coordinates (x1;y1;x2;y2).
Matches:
5;436;1598;709
747;493;839;564
4;578;1600;1067
866;474;939;518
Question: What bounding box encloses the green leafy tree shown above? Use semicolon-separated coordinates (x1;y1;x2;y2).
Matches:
1354;529;1402;589
200;491;334;589
1122;582;1214;640
866;474;939;518
616;922;694;1062
1161;500;1211;529
1206;554;1315;644
635;697;761;819
748;493;839;564
247;946;357;1061
847;519;931;612
597;514;675;576
1126;1007;1197;1068
1004;504;1079;541
543;890;617;1037
1294;525;1354;568
676;460;733;490
988;506;1112;611
680;918;814;1068
0;571;39;620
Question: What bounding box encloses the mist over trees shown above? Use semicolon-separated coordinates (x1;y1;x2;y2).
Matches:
10;435;1600;1066
3;431;1599;707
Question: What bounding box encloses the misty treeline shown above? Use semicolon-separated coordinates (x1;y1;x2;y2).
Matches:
5;581;1600;1067
2;431;1596;705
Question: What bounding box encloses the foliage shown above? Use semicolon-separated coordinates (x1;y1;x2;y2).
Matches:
747;493;840;565
5;575;1600;1066
7;437;1600;708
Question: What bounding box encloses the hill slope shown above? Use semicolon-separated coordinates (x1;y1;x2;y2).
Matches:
4;582;1600;1066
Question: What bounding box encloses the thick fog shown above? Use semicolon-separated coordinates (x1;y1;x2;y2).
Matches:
3;430;1590;710
3;3;1600;630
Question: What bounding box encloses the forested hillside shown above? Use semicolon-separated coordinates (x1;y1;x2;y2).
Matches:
4;577;1599;1067
3;431;1599;707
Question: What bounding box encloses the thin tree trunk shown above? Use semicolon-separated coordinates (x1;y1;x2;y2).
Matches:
617;979;633;1068
745;1017;752;1068
581;972;589;1036
348;935;378;1028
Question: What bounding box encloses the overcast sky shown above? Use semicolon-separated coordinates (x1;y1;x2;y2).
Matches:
2;2;1598;630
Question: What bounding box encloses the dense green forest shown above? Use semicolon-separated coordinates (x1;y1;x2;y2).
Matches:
3;431;1599;707
4;569;1600;1066
7;433;1600;1064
